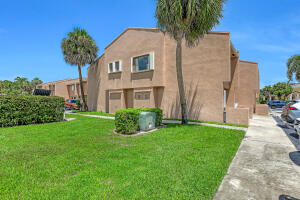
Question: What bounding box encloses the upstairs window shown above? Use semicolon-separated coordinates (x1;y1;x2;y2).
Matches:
131;52;154;72
109;63;114;73
72;85;75;91
115;61;120;72
134;55;150;72
108;61;122;73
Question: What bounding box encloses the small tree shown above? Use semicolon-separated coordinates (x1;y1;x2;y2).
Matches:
61;27;98;111
261;85;274;101
155;0;226;124
272;82;292;100
31;77;43;89
287;55;300;81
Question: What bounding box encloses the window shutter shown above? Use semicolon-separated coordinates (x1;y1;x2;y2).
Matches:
149;52;155;70
108;64;110;73
131;57;133;72
119;60;122;71
135;58;139;71
112;62;115;72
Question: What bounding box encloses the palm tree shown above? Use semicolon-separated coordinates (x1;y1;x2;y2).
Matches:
31;77;43;89
61;27;98;111
155;0;226;124
287;55;300;81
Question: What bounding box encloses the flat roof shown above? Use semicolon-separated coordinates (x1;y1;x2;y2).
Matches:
239;60;258;64
38;78;87;86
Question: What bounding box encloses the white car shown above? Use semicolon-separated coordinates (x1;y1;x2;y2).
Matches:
286;102;300;123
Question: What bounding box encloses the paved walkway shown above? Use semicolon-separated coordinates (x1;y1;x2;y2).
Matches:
213;114;300;200
68;112;247;131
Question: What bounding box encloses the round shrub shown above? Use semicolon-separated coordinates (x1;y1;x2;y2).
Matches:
115;108;163;134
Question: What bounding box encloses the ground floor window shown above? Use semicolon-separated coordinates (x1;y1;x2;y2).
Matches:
135;91;150;100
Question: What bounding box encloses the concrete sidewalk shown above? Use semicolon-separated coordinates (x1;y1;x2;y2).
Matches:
213;114;300;199
68;112;247;131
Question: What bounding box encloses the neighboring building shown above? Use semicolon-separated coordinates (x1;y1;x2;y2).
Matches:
87;28;259;125
288;83;300;100
37;78;87;100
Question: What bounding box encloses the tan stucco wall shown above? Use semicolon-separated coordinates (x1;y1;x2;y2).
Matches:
87;28;259;124
227;59;259;118
255;104;269;115
37;78;87;100
161;32;231;122
226;107;249;126
87;57;103;111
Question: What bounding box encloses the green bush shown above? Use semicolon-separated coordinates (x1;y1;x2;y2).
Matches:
115;108;163;134
0;95;65;128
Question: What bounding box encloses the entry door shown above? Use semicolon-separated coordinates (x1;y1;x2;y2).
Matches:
124;89;134;108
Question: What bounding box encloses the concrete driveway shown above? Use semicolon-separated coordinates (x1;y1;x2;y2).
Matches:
213;112;300;199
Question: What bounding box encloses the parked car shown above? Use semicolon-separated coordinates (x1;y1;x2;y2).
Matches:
285;102;300;124
281;100;300;123
293;118;300;139
268;100;287;109
65;99;78;110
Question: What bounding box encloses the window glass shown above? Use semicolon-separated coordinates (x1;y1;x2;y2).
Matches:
109;63;113;72
134;55;150;72
110;93;121;100
115;61;120;71
72;85;75;91
135;92;150;100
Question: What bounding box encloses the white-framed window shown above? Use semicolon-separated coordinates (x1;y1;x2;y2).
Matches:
108;60;122;73
72;85;75;91
131;52;154;72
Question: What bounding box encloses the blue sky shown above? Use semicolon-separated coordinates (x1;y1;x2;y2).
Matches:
0;0;299;88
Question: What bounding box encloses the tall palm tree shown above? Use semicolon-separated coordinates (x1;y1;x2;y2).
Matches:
287;55;300;81
61;27;98;111
155;0;226;124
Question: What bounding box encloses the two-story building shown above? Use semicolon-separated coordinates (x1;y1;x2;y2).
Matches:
37;78;87;100
87;28;259;125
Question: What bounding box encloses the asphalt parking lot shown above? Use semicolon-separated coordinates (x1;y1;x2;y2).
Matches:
271;108;300;151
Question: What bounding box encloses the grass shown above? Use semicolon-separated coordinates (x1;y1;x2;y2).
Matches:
0;114;245;199
163;118;248;128
72;110;115;117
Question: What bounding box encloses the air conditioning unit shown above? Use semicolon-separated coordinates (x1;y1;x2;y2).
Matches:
138;112;157;131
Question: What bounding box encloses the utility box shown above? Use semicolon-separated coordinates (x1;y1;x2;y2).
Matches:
138;112;156;131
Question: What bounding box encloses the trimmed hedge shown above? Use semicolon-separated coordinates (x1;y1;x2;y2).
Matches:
115;108;163;134
0;95;65;127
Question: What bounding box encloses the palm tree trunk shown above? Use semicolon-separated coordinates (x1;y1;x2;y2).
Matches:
78;65;88;111
176;37;188;124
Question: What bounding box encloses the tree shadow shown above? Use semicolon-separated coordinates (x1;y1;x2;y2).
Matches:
279;194;300;200
289;151;300;166
167;81;203;120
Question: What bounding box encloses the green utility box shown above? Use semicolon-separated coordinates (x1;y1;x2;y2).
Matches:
138;112;157;131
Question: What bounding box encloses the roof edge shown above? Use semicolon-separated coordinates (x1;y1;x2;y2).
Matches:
104;28;230;50
105;28;162;50
239;60;258;64
38;78;87;86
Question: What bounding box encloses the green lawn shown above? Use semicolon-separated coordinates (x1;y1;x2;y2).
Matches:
0;114;244;200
